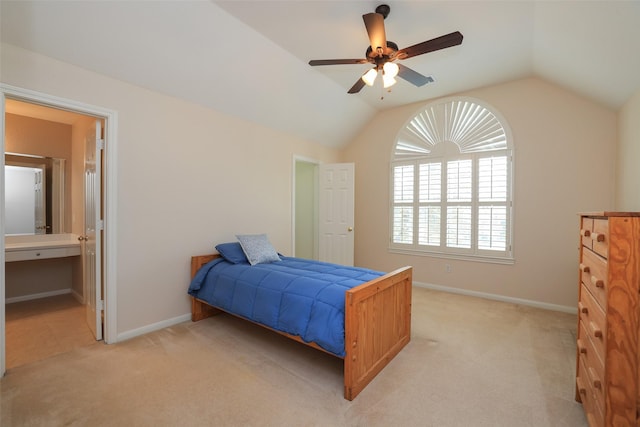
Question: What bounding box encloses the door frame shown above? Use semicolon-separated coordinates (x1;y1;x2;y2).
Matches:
0;83;119;376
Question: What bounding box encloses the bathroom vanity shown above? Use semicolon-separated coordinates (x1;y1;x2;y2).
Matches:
5;234;81;262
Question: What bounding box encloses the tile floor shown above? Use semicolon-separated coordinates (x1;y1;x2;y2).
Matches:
5;293;98;369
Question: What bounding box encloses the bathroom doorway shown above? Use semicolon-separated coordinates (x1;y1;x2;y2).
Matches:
1;84;118;376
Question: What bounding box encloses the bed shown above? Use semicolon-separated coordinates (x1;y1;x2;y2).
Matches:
188;240;412;400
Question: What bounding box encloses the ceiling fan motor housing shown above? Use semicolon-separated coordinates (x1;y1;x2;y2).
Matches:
375;4;390;19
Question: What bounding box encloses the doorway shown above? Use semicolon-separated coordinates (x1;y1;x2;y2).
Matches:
292;158;355;266
1;84;118;376
293;158;319;260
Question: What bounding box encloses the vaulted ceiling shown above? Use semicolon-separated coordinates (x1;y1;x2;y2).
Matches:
2;1;639;148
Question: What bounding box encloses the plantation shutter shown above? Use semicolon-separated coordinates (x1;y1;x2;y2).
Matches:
390;97;513;261
392;165;414;244
418;162;441;246
478;156;508;251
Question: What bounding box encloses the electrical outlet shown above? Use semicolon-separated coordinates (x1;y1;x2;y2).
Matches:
445;264;452;273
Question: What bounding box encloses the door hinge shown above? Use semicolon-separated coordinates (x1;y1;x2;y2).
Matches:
98;139;105;150
98;300;104;311
98;219;104;230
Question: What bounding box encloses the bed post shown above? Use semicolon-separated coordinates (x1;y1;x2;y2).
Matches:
190;254;223;322
191;297;222;321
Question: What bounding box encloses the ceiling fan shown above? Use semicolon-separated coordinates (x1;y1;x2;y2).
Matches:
308;4;463;94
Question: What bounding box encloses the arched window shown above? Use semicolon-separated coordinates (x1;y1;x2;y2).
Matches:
390;97;514;263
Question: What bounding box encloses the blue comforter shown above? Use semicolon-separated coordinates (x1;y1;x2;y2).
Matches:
188;257;383;357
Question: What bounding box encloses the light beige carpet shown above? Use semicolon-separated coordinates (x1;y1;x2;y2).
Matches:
5;294;97;369
1;287;587;426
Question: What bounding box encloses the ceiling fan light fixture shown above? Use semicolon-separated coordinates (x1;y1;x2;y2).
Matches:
383;61;399;78
383;74;397;89
362;68;378;86
308;3;463;95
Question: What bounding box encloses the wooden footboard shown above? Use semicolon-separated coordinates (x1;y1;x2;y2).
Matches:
344;266;412;400
190;254;412;400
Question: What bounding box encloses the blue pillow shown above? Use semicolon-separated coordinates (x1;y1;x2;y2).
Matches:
236;234;281;266
215;242;249;264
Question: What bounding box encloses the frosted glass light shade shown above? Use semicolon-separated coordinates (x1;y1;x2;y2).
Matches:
383;74;397;88
362;68;378;86
383;62;399;78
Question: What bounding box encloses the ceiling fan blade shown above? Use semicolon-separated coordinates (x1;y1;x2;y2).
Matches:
397;63;434;87
309;59;369;66
362;12;387;56
347;77;366;94
397;31;463;60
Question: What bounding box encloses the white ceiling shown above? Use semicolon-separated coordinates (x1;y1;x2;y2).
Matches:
2;1;639;149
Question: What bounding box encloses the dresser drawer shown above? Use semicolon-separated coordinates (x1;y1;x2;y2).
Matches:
577;319;605;395
583;351;606;424
580;248;608;309
577;354;604;427
581;217;594;250
592;219;608;258
578;284;606;363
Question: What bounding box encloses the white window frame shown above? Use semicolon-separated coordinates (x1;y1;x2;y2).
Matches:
389;97;514;264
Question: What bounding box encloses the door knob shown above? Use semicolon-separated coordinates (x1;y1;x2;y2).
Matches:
348;227;353;232
78;235;88;241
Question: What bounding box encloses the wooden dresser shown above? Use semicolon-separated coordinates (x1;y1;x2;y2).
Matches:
575;212;640;426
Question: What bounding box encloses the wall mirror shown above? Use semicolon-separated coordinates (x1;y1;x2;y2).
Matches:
4;153;67;236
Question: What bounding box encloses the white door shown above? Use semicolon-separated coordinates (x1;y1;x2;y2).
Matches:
318;163;355;266
84;120;102;340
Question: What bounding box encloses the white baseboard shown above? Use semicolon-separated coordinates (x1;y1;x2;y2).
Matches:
115;283;575;343
413;281;577;314
70;289;84;304
5;288;71;304
116;313;192;343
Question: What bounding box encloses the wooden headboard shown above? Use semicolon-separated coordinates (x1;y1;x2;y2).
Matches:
190;254;221;279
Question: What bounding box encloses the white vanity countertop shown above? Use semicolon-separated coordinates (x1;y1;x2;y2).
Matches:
5;234;81;251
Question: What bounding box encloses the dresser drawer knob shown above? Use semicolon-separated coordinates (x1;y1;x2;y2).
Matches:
580;229;591;237
589;321;603;338
588;367;602;389
577;339;587;354
580;263;590;273
578;302;589;315
591;233;605;242
590;276;604;288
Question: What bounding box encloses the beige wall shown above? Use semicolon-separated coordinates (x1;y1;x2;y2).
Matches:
5;258;74;299
343;77;616;309
2;43;341;335
615;89;640;210
5;113;71;158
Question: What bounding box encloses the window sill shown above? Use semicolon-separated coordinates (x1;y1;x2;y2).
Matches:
388;248;515;265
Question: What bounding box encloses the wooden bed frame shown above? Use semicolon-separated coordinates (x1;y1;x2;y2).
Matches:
190;254;412;400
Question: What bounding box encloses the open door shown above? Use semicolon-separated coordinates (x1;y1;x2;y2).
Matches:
318;163;355;266
84;119;102;340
